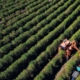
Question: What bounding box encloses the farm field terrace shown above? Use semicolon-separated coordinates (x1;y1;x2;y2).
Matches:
0;0;80;80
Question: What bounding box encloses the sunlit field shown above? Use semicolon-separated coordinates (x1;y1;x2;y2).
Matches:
0;0;80;80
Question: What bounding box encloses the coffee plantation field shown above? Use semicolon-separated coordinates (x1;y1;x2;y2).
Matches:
0;0;80;80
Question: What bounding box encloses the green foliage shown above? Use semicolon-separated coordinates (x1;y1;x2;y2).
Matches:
0;0;80;80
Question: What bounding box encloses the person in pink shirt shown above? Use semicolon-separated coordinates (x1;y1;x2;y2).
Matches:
58;39;80;61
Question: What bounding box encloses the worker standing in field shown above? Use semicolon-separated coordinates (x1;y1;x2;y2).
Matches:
58;39;80;61
71;63;80;80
